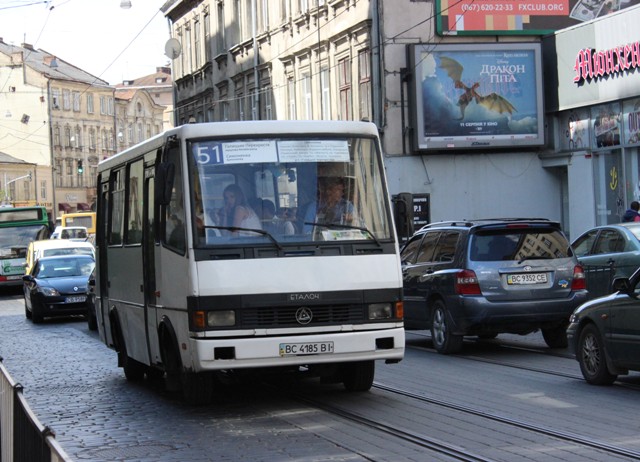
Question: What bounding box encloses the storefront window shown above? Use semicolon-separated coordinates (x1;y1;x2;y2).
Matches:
594;150;623;225
558;108;590;151
624;147;640;205
591;102;621;149
623;98;640;146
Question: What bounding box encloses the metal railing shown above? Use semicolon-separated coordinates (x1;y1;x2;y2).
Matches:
0;359;72;462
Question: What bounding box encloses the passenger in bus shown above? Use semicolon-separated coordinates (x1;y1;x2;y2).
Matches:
315;177;356;226
168;213;185;249
261;199;295;236
299;179;325;233
195;206;222;244
216;184;261;235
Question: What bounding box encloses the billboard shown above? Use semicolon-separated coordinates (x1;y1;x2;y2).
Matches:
436;0;640;36
409;43;544;151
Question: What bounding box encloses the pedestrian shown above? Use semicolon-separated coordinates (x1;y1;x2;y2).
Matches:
622;201;640;222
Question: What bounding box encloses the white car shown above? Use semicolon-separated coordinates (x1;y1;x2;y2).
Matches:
51;226;89;242
24;239;95;276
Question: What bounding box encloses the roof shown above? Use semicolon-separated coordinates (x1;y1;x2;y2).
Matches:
115;88;137;102
30;239;94;252
115;67;173;90
0;151;28;163
37;253;94;262
0;40;110;87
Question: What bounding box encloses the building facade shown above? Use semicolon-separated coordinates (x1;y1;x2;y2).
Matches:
0;39;114;216
542;6;640;238
0;40;171;218
0;152;37;206
116;66;174;133
163;0;374;125
160;0;640;240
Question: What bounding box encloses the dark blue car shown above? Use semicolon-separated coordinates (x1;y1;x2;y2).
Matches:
567;267;640;385
23;254;95;324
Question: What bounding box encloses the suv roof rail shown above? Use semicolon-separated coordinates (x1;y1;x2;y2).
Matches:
419;217;553;231
418;217;557;231
419;221;474;230
472;217;552;222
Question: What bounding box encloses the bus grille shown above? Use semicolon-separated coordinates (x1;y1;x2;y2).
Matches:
240;305;365;327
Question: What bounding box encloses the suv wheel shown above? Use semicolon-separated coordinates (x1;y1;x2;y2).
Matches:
430;300;463;354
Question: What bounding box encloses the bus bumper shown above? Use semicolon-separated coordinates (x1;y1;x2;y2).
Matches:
189;327;405;371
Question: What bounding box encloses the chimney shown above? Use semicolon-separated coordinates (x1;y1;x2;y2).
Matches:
157;66;171;75
22;43;34;51
43;55;58;67
10;52;24;65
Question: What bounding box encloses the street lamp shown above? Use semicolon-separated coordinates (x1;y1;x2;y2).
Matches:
2;172;32;205
120;0;132;8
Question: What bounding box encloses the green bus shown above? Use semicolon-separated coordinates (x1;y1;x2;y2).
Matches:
0;206;51;286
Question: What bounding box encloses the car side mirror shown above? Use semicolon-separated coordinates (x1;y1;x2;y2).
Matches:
22;275;33;282
393;193;414;241
612;277;632;293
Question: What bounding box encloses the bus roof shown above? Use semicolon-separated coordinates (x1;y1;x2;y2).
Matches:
98;120;380;171
0;206;49;226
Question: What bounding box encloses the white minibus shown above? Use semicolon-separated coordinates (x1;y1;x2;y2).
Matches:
95;121;404;403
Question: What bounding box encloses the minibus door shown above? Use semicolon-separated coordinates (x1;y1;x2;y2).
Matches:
143;168;161;365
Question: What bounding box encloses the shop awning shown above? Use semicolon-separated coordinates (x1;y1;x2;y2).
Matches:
77;202;91;211
58;203;71;213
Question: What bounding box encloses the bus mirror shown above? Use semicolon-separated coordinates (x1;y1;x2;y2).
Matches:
393;192;414;240
155;162;175;206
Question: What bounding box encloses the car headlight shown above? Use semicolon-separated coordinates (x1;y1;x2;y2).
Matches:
368;303;392;320
207;310;236;327
38;287;60;296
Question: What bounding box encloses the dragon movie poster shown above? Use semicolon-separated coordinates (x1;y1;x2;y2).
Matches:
412;43;544;150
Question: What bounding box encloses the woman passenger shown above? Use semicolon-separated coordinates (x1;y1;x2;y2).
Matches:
217;184;261;235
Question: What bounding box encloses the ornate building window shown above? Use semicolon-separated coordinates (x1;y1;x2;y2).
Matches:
87;94;94;114
73;91;81;112
338;57;352;120
358;50;372;121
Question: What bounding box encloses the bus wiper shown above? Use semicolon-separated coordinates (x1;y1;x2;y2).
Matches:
303;222;381;246
202;225;283;251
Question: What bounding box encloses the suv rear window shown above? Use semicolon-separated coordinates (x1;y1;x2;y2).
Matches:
470;229;572;262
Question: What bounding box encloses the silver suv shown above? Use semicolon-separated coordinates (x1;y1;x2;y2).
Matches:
400;219;588;354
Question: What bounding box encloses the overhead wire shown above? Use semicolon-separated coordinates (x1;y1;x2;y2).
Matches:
0;0;50;12
0;0;56;93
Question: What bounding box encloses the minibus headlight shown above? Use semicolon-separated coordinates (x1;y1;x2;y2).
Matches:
207;310;236;327
368;303;392;320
